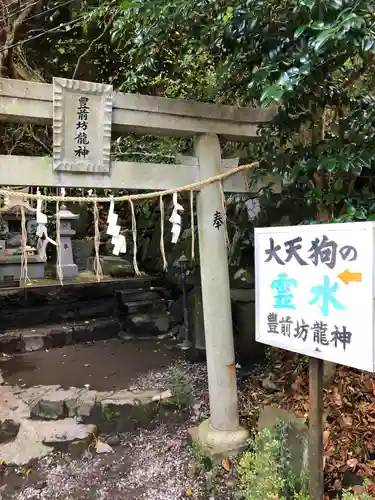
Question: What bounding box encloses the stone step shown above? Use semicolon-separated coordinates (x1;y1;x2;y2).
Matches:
124;298;169;315
13;385;173;433
0;277;165;330
3;419;97;465
0;276;163;302
124;312;172;336
0;298;117;329
0;316;121;353
117;286;170;303
0;385;97;465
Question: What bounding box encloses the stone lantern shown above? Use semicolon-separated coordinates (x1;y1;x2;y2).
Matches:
53;204;79;279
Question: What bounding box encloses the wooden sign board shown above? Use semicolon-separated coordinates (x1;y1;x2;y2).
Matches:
255;222;375;372
52;78;113;173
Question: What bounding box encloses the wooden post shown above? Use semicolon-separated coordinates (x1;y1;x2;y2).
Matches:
309;356;324;499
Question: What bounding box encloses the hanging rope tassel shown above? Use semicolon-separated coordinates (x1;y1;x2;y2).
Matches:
93;200;103;282
129;199;141;276
190;190;195;261
159;195;168;271
219;180;230;248
55;200;63;286
20;205;30;286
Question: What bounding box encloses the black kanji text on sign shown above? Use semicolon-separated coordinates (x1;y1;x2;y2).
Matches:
264;235;357;269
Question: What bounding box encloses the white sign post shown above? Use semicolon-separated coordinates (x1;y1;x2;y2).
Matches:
255;222;374;371
255;221;375;499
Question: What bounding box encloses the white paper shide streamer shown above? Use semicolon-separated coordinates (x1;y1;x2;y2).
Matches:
107;196;126;256
169;193;184;244
36;188;57;260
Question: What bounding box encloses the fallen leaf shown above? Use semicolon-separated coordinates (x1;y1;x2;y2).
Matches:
352;485;365;494
222;458;231;472
323;430;330;446
95;440;113;454
342;415;353;427
359;463;375;476
333;478;341;490
332;387;343;407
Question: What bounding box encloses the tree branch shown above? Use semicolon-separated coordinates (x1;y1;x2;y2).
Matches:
72;22;111;80
0;0;40;77
27;125;52;155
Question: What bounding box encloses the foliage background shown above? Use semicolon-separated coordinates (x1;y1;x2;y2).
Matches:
3;0;375;233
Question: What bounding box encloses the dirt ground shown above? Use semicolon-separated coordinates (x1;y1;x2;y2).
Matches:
0;340;239;500
0;339;182;391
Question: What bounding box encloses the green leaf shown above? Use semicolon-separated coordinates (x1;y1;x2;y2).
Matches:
347;204;356;216
223;6;233;24
321;157;337;172
120;1;139;8
294;26;308;39
260;85;284;105
350;163;363;176
300;0;315;8
313;29;336;52
367;214;375;221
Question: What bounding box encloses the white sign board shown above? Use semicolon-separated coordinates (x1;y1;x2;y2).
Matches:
255;222;375;372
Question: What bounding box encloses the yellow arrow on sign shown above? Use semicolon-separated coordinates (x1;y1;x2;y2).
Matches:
338;269;362;285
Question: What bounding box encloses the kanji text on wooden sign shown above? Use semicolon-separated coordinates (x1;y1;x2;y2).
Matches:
53;78;113;173
254;222;375;372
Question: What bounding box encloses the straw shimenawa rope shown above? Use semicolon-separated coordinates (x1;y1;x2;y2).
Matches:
20;205;30;285
55;200;63;286
93;200;103;282
129;199;141;276
190;190;195;260
219;180;230;248
159;195;168;271
0;162;258;204
3;161;258;283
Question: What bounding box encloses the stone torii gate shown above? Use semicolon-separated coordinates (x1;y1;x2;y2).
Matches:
0;77;275;455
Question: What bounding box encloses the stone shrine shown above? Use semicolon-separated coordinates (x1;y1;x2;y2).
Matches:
53;204;79;279
0;199;45;281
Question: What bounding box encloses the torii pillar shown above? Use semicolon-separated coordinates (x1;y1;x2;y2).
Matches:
189;133;248;455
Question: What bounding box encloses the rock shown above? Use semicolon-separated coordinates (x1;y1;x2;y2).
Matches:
34;481;47;490
0;417;96;465
0;372;4;385
261;376;277;392
0;419;20;443
258;406;308;478
151;389;172;402
88;256;134;278
15;385;61;408
230;292;265;363
128;313;171;335
105;434;121;447
95;440;113;454
30;388;82;420
42;420;96;450
230;267;254;289
22;333;45;353
71;239;94;272
75;390;97;418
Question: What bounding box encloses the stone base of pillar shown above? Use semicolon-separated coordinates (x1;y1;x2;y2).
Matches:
188;418;249;460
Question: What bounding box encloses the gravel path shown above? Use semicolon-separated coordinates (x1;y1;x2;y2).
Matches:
2;359;236;500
